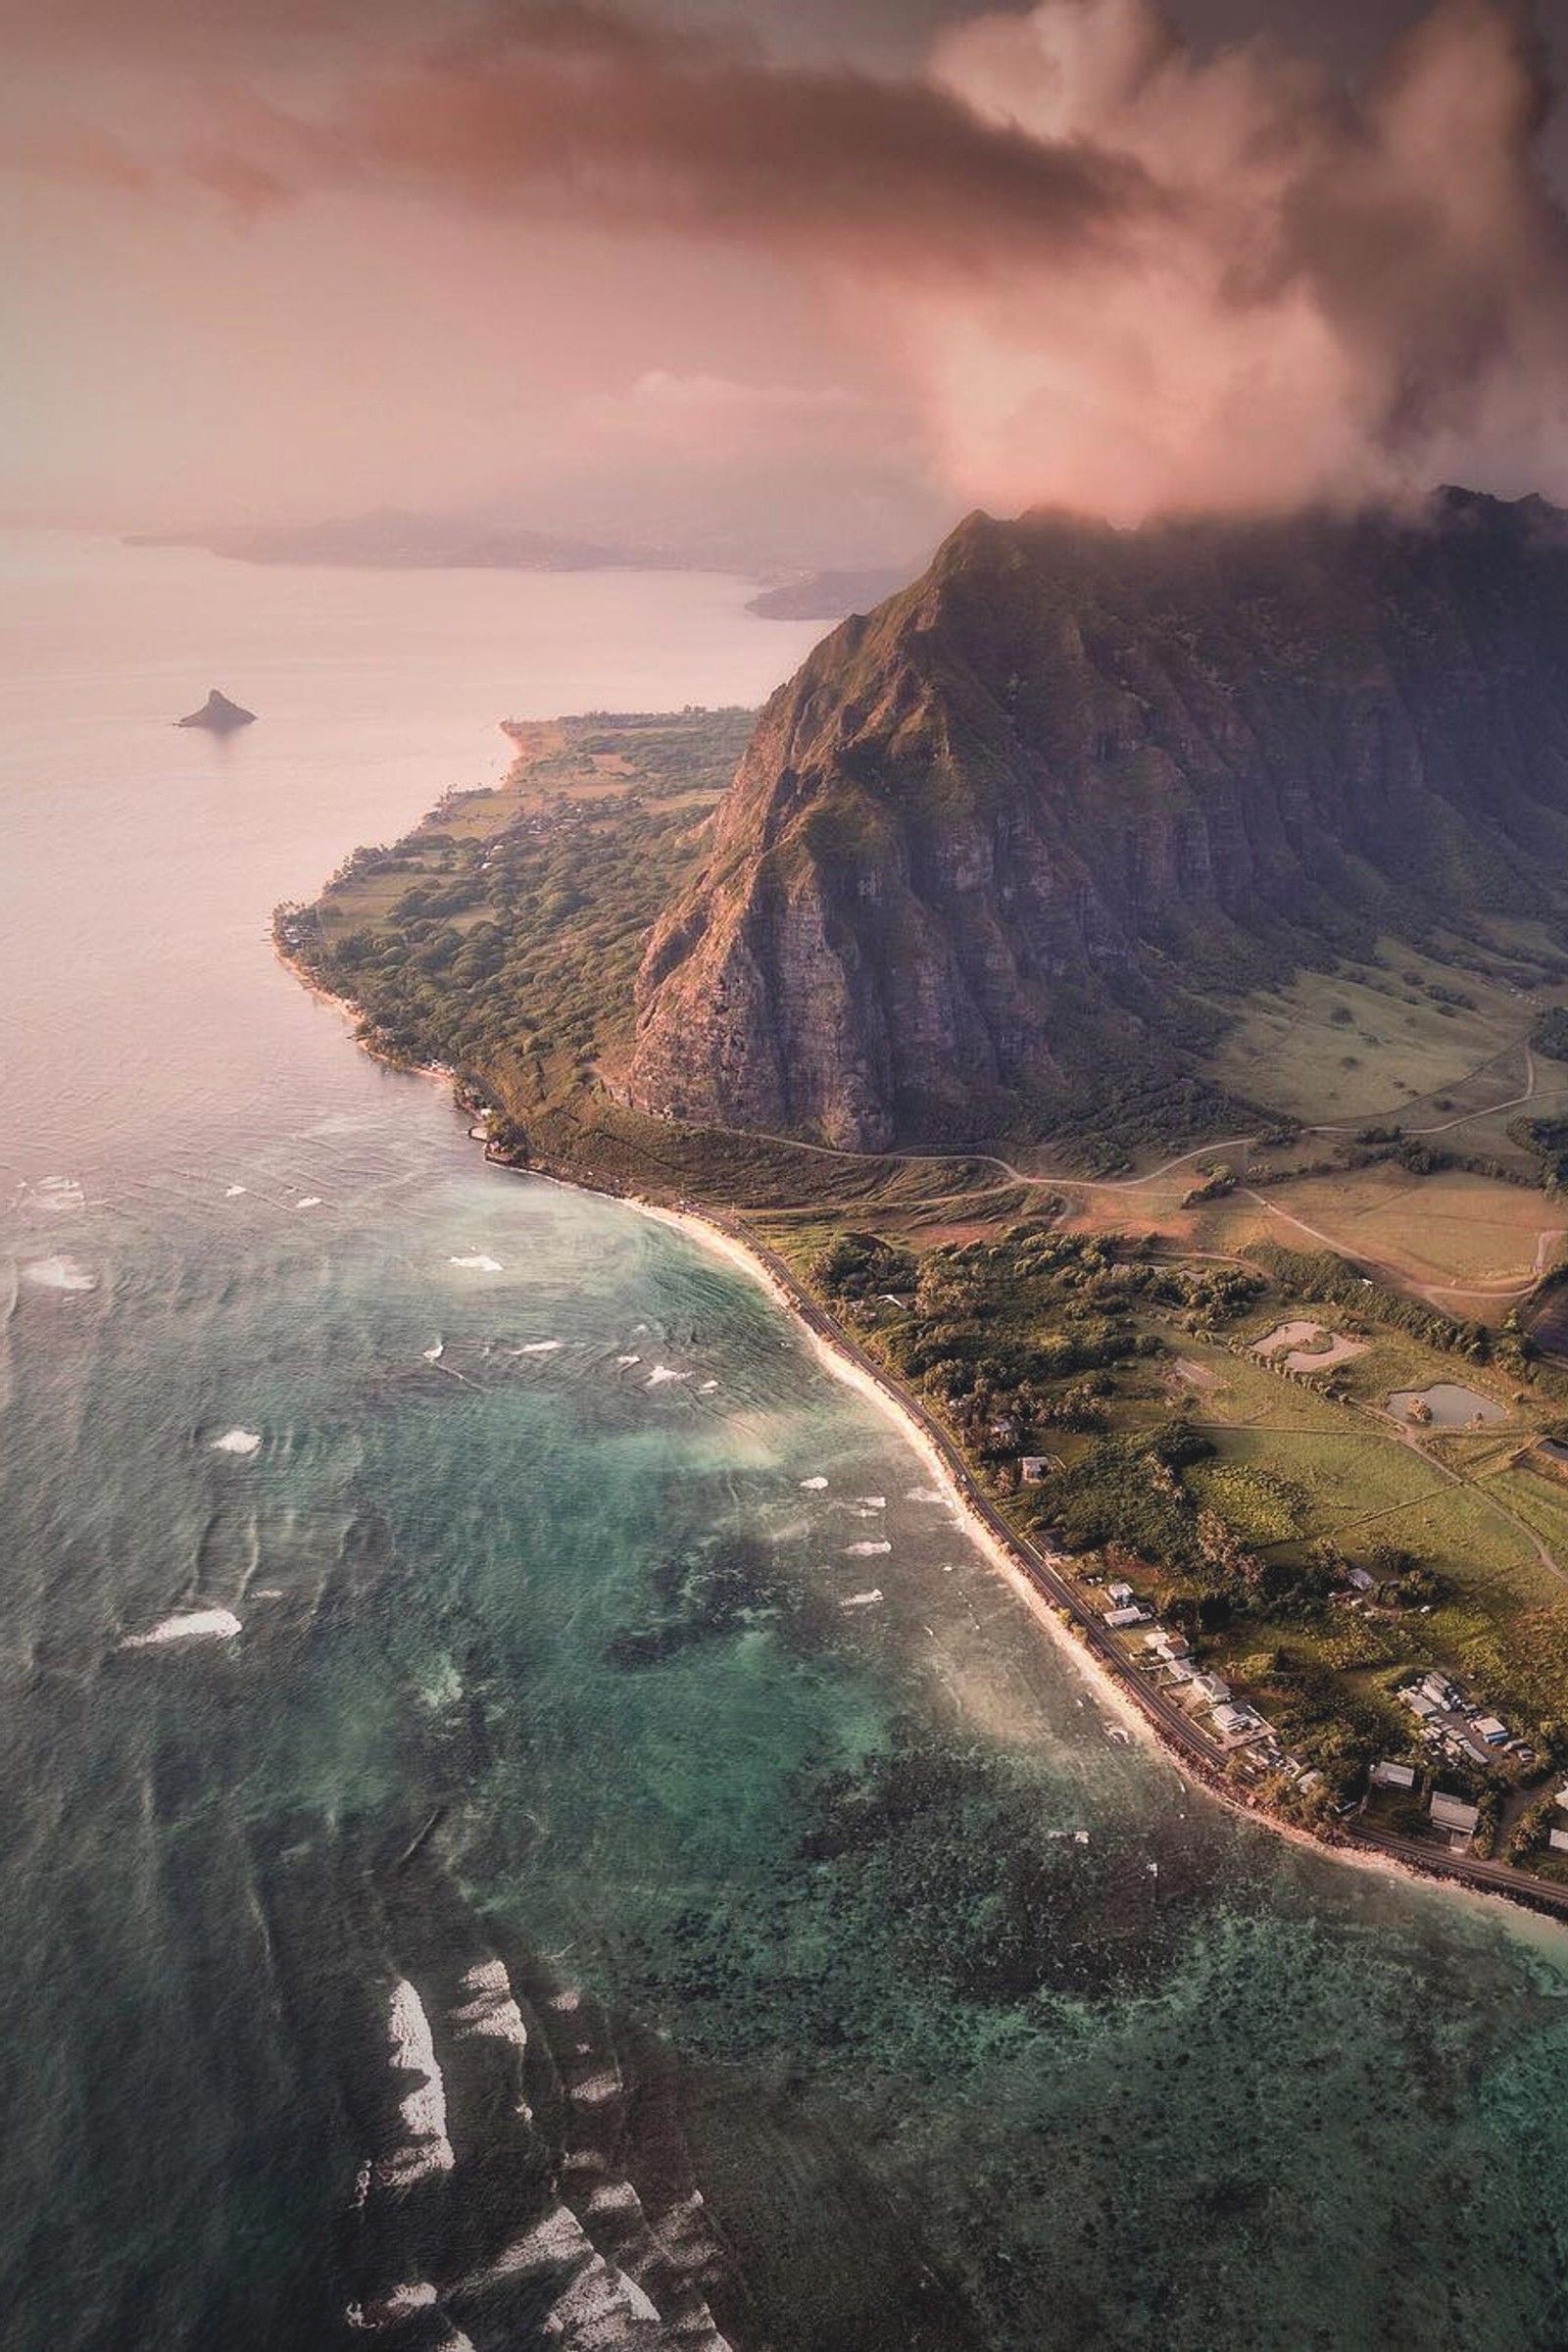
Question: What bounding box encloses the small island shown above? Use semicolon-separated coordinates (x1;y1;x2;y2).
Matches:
176;689;256;733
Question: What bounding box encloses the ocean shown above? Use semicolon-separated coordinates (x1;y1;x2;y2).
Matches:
4;530;1568;2352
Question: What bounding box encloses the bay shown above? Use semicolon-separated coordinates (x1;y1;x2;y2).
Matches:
3;532;1568;2351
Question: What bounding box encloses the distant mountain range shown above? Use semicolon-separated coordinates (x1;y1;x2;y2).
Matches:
128;506;631;572
629;487;1568;1151
127;510;917;615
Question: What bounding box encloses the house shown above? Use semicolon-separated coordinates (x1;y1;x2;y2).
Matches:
1554;1786;1568;1812
1211;1702;1267;1746
1105;1605;1146;1630
1107;1581;1137;1607
1020;1456;1050;1484
1550;1829;1568;1854
1155;1630;1192;1660
1476;1717;1509;1746
1429;1791;1481;1838
1401;1690;1442;1721
1419;1673;1456;1709
1371;1760;1417;1790
1189;1671;1232;1707
1347;1565;1377;1593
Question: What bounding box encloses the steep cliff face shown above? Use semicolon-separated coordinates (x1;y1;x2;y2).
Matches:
629;490;1568;1150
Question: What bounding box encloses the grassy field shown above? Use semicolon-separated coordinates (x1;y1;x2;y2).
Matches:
279;706;1568;1879
1233;1167;1565;1302
1198;946;1542;1125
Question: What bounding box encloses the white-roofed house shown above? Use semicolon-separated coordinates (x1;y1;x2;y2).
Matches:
1429;1791;1481;1844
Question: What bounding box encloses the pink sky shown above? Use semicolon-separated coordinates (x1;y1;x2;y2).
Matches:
5;1;1568;556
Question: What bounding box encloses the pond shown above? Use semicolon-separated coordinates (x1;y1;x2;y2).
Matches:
1387;1382;1506;1429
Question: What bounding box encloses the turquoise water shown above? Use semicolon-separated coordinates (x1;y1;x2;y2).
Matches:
6;535;1568;2350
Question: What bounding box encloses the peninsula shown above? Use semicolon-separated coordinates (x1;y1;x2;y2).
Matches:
279;493;1568;1911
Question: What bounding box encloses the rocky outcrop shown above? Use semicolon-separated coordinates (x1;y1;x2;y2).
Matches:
629;489;1568;1150
176;689;256;732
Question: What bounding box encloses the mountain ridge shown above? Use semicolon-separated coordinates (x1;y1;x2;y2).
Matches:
627;488;1568;1151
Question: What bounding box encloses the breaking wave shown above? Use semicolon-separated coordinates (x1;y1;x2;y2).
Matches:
120;1606;242;1649
21;1254;96;1293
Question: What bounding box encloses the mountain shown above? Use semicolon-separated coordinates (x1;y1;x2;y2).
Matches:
628;488;1568;1152
138;508;624;571
746;566;913;621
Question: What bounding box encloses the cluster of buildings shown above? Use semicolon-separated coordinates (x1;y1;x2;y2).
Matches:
1396;1670;1528;1771
1090;1579;1320;1783
1369;1673;1547;1854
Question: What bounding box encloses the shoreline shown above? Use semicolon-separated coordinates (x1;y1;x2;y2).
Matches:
270;927;1568;1930
626;1194;1155;1745
529;1173;1568;1931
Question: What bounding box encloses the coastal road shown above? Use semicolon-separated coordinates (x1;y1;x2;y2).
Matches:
1346;1825;1568;1918
707;1208;1568;1924
512;1146;1568;1926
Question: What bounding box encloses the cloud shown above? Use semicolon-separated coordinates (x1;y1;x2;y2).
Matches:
19;0;1568;522
157;2;1148;274
579;370;883;458
916;0;1568;515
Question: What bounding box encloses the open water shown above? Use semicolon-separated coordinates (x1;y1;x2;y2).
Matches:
5;532;1568;2351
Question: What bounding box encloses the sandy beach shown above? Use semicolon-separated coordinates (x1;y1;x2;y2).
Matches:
620;1192;1563;1929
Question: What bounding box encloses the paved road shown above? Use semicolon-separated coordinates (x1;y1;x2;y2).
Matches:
1347;1825;1568;1918
510;1146;1568;1924
714;1210;1568;1923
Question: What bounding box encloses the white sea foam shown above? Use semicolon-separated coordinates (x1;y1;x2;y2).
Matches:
379;1979;454;2190
906;1487;947;1505
22;1254;96;1293
645;1364;689;1387
844;1540;892;1557
211;1428;262;1456
295;1196;323;1209
449;1253;502;1272
585;2180;642;2220
514;1340;563;1354
469;2206;593;2290
31;1174;85;1215
422;1342;444;1363
840;1589;884;1608
224;1184;248;1199
121;1607;242;1649
618;2274;662;2325
453;1958;528;2051
699;1379;719;1394
858;1495;887;1509
615;1354;641;1367
348;2282;437;2327
571;2066;621;2106
799;1476;828;1491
